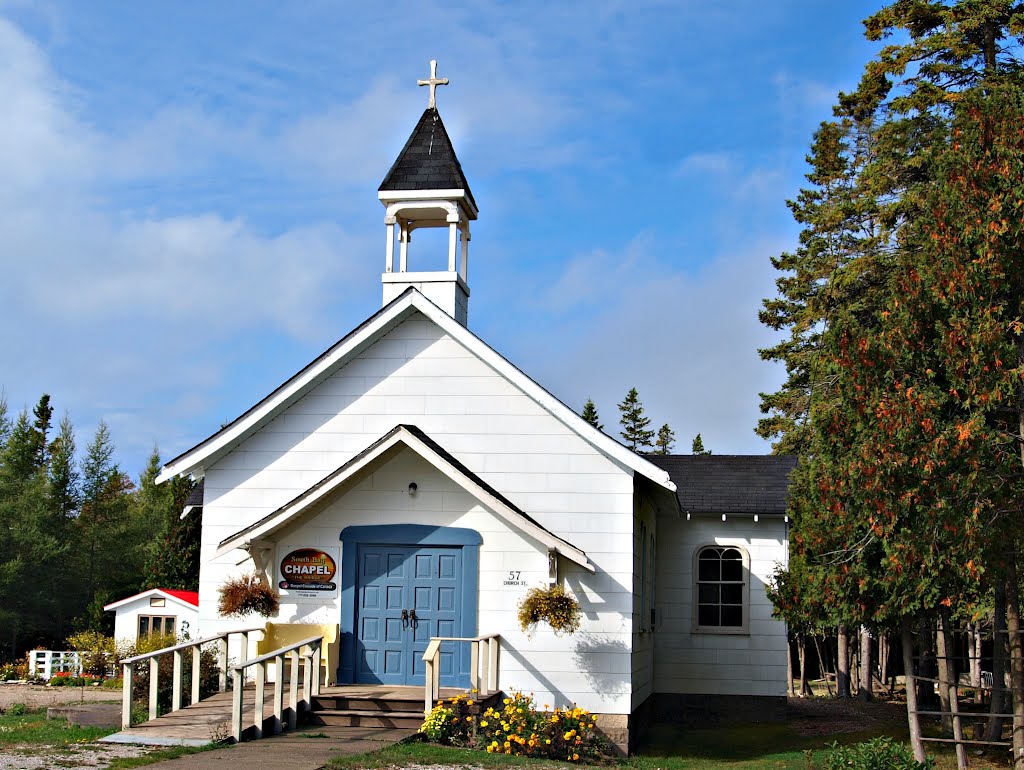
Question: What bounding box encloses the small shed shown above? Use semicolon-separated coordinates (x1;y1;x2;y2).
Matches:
103;588;199;642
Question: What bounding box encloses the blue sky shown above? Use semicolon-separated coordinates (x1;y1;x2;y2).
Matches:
0;1;883;476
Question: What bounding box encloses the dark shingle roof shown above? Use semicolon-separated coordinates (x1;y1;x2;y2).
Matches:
647;455;797;515
379;108;477;210
185;479;204;508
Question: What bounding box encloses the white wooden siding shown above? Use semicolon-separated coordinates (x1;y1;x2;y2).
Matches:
653;516;787;697
196;313;638;714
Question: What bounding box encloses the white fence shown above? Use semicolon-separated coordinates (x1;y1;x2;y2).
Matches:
28;650;82;680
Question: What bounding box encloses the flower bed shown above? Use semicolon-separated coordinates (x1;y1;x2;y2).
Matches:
421;691;607;763
46;672;102;687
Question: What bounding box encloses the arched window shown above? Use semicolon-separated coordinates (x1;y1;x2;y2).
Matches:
694;545;748;632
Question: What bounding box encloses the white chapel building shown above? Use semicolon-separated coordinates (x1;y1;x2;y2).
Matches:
156;63;794;751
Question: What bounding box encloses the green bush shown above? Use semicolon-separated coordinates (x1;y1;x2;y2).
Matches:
418;690;608;762
822;738;933;770
9;703;27;716
122;634;221;715
67;630;118;677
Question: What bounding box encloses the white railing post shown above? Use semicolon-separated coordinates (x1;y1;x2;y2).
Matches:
253;661;266;740
232;673;243;743
432;648;440;702
487;637;498;692
148;658;159;721
44;651;53;681
300;648;312;712
219;637;228;693
191;646;201;706
311;643;322;697
470;641;479;693
272;654;284;734
172;649;183;712
479;643;489;694
288;650;299;731
424;655;434;716
121;663;134;729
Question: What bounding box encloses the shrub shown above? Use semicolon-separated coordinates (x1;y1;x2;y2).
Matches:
421;693;475;745
48;672;101;687
0;663;19;681
67;630;118;677
218;573;280;618
476;691;604;762
517;585;581;636
822;738;933;770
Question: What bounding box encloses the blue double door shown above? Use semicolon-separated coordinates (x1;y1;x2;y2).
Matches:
356;545;463;686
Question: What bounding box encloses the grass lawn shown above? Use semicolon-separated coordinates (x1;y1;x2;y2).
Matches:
0;706;220;768
324;707;1013;770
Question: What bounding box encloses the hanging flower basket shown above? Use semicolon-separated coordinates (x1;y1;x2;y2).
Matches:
517;584;581;637
217;573;280;618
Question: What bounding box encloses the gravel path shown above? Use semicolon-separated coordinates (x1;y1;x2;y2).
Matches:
0;682;156;769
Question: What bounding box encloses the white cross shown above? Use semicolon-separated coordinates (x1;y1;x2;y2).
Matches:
417;60;449;109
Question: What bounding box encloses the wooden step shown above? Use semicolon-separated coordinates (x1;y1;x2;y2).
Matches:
306;708;425;729
312;695;422;712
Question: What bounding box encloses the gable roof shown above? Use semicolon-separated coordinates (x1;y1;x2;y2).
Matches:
103;588;199;612
157;288;674;494
379;107;477;211
214;424;595;571
647;455;797;515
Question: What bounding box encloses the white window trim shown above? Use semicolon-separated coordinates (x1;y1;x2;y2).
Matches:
691;542;750;635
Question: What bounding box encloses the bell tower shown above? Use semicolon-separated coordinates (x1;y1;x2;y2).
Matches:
379;60;478;326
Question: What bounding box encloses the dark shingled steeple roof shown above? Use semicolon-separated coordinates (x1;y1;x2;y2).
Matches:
379;107;477;210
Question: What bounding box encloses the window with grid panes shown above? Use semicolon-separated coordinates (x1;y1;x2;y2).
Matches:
137;615;176;640
695;546;746;630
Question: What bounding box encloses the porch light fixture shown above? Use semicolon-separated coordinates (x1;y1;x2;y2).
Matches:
408;482;418;496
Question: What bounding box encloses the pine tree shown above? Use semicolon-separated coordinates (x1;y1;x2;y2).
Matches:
581;398;603;431
691;433;711;455
654;424;675;455
618;388;654;452
140;449;201;591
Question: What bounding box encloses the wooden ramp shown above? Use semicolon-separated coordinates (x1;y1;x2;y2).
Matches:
100;684;466;747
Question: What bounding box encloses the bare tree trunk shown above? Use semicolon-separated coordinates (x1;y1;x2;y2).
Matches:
988;582;1008;742
1006;560;1024;768
798;635;811;697
903;618;927;763
837;625;851;698
878;631;889;686
970;621;983;705
859;625;873;701
788;637;794;696
814;635;834;696
938;610;955;734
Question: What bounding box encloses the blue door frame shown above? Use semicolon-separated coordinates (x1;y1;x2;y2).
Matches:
339;524;481;686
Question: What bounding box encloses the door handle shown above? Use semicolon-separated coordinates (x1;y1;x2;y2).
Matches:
401;608;409;628
409;609;417;628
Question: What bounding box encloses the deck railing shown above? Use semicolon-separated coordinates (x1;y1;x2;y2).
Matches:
230;635;323;743
119;626;263;729
421;634;500;715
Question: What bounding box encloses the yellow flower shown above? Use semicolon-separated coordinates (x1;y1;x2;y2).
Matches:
572;753;580;761
480;720;488;727
545;738;552;744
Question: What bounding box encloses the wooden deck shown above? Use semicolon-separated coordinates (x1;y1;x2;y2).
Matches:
100;684;464;747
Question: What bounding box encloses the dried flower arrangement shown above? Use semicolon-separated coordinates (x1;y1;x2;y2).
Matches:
217;573;280;618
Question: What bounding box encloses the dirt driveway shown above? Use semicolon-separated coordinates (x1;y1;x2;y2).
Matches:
0;682;120;711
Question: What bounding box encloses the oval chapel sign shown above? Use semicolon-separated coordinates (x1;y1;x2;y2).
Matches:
279;549;337;592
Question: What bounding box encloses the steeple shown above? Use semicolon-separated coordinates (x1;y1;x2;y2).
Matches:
379;60;477;326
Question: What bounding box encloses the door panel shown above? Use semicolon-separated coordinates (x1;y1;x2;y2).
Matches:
356;544;465;686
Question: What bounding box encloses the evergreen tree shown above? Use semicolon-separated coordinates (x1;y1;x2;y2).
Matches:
139;449;201;591
581;398;603;431
691;433;711;455
760;2;1024;760
30;394;52;468
618;388;654;452
654;424;675;455
0;394;10;448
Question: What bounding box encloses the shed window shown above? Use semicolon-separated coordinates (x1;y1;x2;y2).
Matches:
694;546;747;632
138;615;176;640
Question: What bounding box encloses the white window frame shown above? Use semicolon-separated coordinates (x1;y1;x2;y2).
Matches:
691;543;749;635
